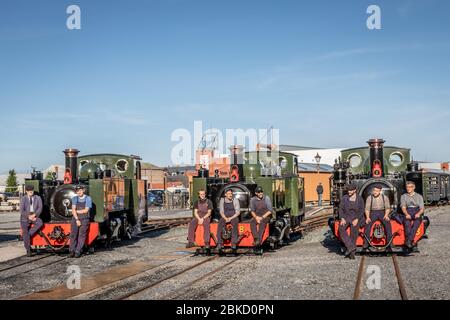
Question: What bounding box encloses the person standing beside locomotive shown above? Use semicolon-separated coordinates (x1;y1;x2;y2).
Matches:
20;185;43;257
338;184;364;259
316;182;324;206
249;187;273;252
363;184;392;251
186;190;213;249
216;188;240;251
69;185;92;258
401;181;425;249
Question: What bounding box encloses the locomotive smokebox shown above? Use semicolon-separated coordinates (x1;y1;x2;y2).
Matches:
63;148;80;183
367;138;385;178
230;145;244;182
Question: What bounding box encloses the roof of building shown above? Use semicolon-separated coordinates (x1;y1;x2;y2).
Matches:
298;163;334;173
164;166;197;174
279;145;323;151
141;162;163;170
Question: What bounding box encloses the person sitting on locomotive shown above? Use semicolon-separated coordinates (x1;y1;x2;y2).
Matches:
186;190;213;249
250;187;273;251
216;188;240;251
20;185;43;257
338;184;364;259
363;184;392;251
69;185;93;258
401;181;425;249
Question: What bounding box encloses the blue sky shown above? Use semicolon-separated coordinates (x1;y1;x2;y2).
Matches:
1;0;449;173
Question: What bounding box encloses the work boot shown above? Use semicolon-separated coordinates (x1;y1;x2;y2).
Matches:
186;242;196;248
26;251;33;257
344;248;351;257
406;240;413;249
69;251;75;258
349;250;356;260
75;252;82;258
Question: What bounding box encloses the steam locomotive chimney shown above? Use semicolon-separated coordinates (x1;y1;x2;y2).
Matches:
229;145;244;182
367;138;385;178
63;148;80;183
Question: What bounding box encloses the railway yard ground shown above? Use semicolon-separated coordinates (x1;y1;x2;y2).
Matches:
0;206;449;300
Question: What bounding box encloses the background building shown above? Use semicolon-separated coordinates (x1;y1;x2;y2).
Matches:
279;145;343;166
0;173;27;193
195;148;230;178
164;165;197;189
141;162;165;190
418;162;449;172
298;163;334;204
0;164;64;193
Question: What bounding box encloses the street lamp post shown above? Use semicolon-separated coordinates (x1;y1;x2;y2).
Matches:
314;153;322;173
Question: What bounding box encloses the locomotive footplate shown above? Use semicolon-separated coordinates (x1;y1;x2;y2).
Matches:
194;222;270;249
27;222;99;251
331;218;427;252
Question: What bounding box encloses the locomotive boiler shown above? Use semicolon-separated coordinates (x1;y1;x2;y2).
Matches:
25;149;148;253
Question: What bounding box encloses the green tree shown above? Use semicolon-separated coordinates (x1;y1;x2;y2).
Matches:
6;169;18;193
45;171;53;180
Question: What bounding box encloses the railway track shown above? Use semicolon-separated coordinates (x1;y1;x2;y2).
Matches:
16;247;250;300
0;254;53;273
0;220;19;225
353;254;408;300
116;255;220;300
0;217;191;279
160;254;247;300
0;254;70;282
8;215;324;300
140;217;191;233
73;251;247;300
293;212;332;233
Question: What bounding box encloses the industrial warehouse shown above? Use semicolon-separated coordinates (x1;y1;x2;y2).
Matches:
1;0;450;316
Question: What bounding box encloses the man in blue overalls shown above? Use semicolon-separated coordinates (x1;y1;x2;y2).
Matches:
401;181;425;249
216;188;240;252
69;185;93;258
249;187;273;253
